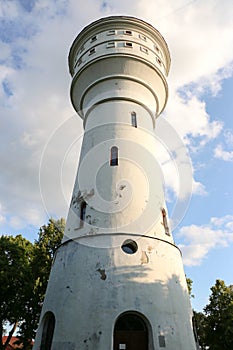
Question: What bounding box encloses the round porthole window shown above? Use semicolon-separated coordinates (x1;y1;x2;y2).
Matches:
121;239;138;254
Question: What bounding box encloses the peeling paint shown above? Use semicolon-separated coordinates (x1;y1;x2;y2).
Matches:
96;268;107;280
140;251;149;264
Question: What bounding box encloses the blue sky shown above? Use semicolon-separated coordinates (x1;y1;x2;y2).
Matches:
0;0;233;312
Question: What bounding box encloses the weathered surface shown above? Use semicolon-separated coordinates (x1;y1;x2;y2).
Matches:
33;16;196;350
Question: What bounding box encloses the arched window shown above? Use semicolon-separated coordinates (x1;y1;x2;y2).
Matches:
80;201;86;227
114;312;148;350
40;312;55;350
131;112;137;128
110;146;118;166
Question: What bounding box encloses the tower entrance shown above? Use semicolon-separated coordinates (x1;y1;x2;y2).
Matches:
114;313;148;350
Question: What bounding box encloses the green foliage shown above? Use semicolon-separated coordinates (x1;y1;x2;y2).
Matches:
193;311;207;349
203;279;233;349
0;235;34;349
193;279;233;350
0;218;65;349
186;277;194;298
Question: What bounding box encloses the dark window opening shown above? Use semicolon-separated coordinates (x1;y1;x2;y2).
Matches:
40;312;55;350
125;42;133;48
162;208;170;235
156;57;162;65
121;240;138;254
89;48;96;55
131;112;137;128
107;29;116;35
110;146;118;166
90;35;97;42
124;30;132;35
80;201;87;227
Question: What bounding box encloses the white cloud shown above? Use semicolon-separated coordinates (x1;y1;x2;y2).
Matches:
177;215;233;266
214;144;233;162
0;0;233;233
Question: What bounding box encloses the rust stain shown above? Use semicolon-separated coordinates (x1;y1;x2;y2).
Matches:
96;268;107;280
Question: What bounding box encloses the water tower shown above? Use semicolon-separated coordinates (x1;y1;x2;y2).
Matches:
33;16;197;350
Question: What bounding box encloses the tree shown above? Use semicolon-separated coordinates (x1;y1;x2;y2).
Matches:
193;311;207;349
0;235;34;350
0;218;65;349
203;279;233;349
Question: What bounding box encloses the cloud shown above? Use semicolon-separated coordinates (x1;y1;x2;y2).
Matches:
177;215;233;266
0;0;233;233
214;144;233;162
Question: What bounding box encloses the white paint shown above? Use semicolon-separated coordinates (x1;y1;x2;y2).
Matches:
33;16;197;350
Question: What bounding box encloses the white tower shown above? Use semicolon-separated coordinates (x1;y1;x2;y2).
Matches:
33;16;197;350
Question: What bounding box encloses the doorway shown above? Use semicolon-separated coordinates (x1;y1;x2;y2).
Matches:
114;312;148;350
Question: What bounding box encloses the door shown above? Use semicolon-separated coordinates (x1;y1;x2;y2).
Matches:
114;313;148;350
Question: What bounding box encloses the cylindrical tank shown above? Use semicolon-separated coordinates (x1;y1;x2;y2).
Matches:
33;16;197;350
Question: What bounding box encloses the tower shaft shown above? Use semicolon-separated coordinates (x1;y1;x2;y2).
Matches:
33;16;197;350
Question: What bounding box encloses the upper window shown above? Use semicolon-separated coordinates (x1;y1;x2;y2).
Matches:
90;35;97;42
110;146;118;166
89;48;96;55
124;30;132;35
107;29;116;36
140;46;148;54
131;112;137;128
106;42;115;48
139;33;147;41
124;42;133;48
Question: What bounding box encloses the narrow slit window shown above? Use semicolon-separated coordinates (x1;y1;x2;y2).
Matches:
131;112;137;128
110;146;118;166
80;201;86;227
162;208;170;235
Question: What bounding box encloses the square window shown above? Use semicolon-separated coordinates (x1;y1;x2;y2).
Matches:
140;46;148;54
89;48;96;55
139;34;147;41
90;35;97;43
124;30;132;35
124;42;133;48
106;42;115;48
107;30;116;35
